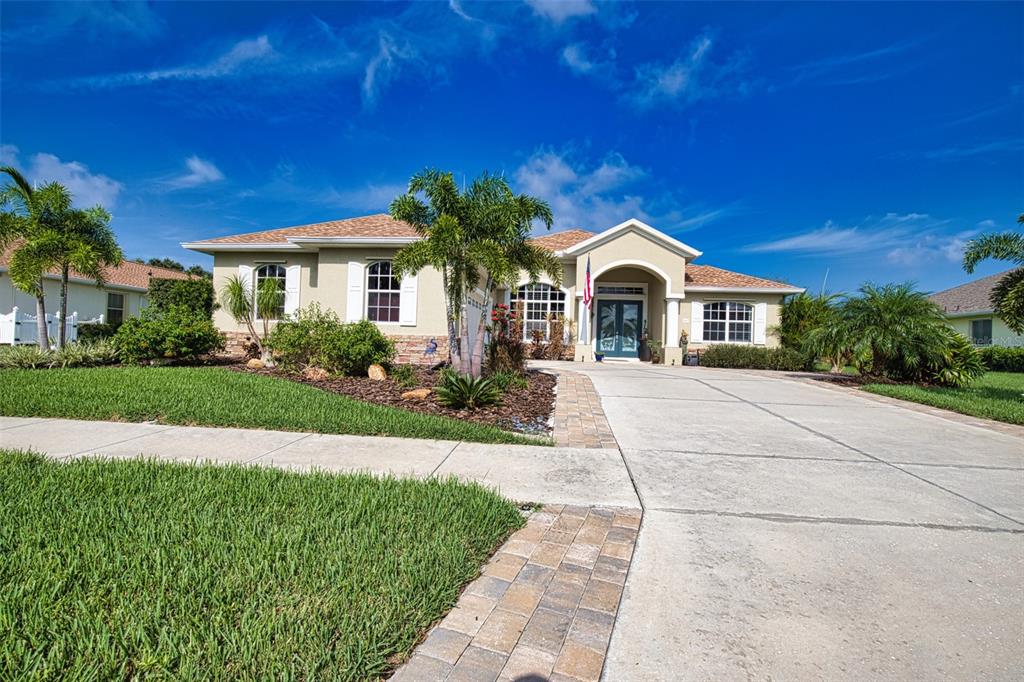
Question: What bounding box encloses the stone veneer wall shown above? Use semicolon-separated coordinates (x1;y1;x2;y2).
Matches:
221;331;448;366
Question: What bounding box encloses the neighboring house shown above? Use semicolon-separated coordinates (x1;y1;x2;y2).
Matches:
1;244;194;338
183;215;804;364
930;270;1024;347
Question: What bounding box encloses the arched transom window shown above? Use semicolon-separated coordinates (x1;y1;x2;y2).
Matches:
255;263;286;319
511;283;566;341
366;261;401;322
704;301;752;342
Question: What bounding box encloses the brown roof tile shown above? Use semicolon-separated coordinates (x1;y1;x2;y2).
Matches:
191;213;419;244
929;270;1011;314
685;264;796;289
1;242;195;290
530;229;596;252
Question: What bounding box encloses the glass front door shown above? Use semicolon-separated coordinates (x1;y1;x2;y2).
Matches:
596;300;643;358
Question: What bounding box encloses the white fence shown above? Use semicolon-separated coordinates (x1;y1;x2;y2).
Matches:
0;307;105;346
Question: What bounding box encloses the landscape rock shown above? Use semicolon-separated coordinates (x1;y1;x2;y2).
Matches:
246;358;265;370
302;366;329;381
368;364;387;381
401;388;432;400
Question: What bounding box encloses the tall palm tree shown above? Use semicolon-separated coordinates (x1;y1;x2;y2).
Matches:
962;215;1024;334
0;167;69;349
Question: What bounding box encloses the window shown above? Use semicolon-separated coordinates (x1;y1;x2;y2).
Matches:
255;263;287;319
106;292;124;325
597;285;644;295
510;283;566;341
704;301;753;343
366;261;401;323
970;318;993;346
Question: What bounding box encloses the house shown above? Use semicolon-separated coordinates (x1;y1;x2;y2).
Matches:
183;215;804;364
930;270;1024;347
1;244;194;342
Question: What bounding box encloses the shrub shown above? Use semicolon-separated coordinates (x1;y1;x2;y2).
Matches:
486;304;526;374
391;364;418;388
923;331;986;387
114;306;224;364
978;345;1024;372
0;341;119;369
488;370;529;392
148;277;216;318
435;372;501;409
0;345;53;369
700;345;811;371
266;304;395;376
77;322;120;343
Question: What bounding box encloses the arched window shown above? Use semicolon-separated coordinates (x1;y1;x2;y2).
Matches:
255;264;286;319
366;261;401;322
511;283;566;341
703;301;752;342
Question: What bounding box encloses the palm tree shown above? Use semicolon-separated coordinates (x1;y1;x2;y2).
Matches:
0;167;69;349
219;274;283;362
775;291;841;351
962;215;1024;334
390;170;561;376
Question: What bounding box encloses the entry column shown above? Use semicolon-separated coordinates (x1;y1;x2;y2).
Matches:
663;296;684;365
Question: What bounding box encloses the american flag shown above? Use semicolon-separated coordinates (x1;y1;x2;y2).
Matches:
583;255;592;310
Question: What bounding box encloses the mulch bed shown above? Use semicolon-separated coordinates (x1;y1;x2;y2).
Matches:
230;363;557;435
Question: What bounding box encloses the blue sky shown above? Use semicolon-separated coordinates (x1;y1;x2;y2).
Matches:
2;1;1021;293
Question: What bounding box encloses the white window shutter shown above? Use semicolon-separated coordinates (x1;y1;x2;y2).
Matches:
399;272;418;326
346;261;365;322
754;302;767;345
238;264;254;295
284;265;301;317
690;301;704;343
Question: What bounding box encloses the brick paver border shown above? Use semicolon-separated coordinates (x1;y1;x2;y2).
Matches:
391;505;640;682
543;369;618;449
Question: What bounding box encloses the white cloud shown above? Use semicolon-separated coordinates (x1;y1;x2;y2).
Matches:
559;42;618;84
318;182;409;211
744;213;973;265
0;145;124;208
362;33;419;108
789;39;924;86
165;156;225;190
525;0;596;24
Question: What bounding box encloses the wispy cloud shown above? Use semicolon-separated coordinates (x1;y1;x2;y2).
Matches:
743;213;973;265
164;156;225;190
0;145;124;208
318;182;409;212
525;0;597;24
3;1;165;45
362;33;420;108
789;38;925;86
914;138;1024;160
560;42;618;84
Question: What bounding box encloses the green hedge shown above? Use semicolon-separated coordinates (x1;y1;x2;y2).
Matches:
148;277;216;318
700;344;811;371
978;346;1024;372
113;306;224;363
266;304;395;375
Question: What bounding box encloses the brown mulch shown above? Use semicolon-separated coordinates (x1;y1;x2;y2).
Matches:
229;363;557;435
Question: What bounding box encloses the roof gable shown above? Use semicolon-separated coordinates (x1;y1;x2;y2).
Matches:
563;218;702;259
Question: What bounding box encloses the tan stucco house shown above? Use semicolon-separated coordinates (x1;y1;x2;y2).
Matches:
930;270;1024;347
183;215;803;364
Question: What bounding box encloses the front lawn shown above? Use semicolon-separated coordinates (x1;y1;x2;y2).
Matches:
863;371;1024;425
0;366;546;445
0;451;523;680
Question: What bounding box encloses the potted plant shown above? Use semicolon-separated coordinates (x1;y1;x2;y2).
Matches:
594;351;605;362
638;323;652;362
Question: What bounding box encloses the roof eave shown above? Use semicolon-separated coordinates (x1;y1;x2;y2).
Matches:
943;309;994;318
686;285;805;294
181;242;307;254
563;218;703;259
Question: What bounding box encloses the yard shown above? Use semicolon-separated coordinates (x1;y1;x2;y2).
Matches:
863;371;1024;425
0;366;546;445
0;450;523;680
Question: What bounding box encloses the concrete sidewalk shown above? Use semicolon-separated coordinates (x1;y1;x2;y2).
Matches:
0;416;641;509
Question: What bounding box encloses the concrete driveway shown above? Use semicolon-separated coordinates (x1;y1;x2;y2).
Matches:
561;362;1024;681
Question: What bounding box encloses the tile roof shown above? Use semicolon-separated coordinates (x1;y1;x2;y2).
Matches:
685;264;797;289
530;229;596;251
1;243;195;291
929;270;1011;314
190;213;419;244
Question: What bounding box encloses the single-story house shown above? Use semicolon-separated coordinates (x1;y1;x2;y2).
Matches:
930;270;1023;347
183;215;804;364
1;244;194;343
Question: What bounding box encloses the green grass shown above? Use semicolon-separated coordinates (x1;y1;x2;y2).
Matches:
863;372;1024;425
0;451;524;680
0;366;546;445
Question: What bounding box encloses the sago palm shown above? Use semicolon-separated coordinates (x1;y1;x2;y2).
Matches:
962;215;1024;334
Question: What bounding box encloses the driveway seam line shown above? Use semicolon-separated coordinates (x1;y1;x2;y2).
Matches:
626;448;1024;470
430;441;462;477
65;425;177;460
692;377;1024;527
243;433;314;464
650;506;1024;534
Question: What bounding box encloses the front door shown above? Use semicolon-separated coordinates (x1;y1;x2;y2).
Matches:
596;300;643;358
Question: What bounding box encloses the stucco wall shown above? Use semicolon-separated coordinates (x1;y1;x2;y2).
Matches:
575;230;687;297
682;292;785;348
1;273;147;321
211;248;448;336
947;315;1024;347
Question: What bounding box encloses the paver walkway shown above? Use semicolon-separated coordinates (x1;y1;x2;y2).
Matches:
546;369;617;449
392;505;640;682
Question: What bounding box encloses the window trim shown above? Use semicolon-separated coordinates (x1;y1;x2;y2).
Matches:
365;260;402;324
254;263;287;321
509;282;569;342
702;300;754;344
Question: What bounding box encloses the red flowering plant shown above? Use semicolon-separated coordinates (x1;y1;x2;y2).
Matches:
485;302;526;373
